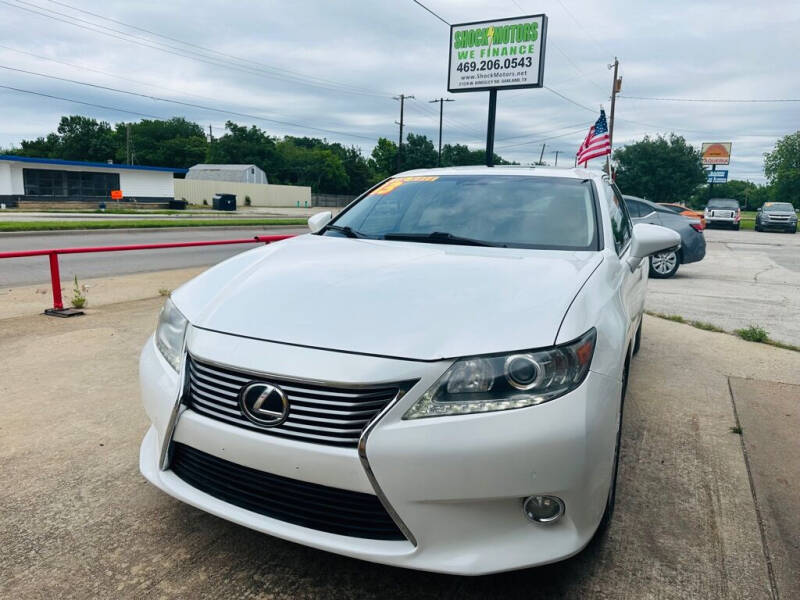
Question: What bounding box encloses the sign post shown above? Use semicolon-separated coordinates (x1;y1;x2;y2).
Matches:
447;14;548;166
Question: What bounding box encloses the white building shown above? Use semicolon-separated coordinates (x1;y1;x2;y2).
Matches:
0;155;186;206
186;164;268;184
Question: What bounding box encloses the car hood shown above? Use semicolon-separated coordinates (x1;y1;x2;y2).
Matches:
173;234;603;361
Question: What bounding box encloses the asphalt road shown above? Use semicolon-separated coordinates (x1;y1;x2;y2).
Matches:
4;303;797;598
647;228;800;346
0;227;307;288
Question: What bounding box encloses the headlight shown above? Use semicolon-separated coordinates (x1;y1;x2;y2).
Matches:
155;297;188;371
404;328;596;419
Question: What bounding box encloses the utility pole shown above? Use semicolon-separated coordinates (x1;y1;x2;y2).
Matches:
126;123;131;165
393;94;413;172
606;57;621;176
208;124;214;144
537;143;547;165
552;150;561;167
429;97;454;167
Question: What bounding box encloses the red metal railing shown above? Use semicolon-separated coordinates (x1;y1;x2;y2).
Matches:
0;234;295;314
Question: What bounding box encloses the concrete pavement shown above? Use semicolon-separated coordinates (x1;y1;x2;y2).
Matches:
729;377;800;600
1;291;798;597
647;228;800;346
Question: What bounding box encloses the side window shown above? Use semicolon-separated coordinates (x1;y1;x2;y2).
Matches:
626;199;642;218
603;181;632;254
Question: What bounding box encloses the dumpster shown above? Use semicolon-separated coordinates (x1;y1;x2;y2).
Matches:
212;194;237;211
169;199;188;210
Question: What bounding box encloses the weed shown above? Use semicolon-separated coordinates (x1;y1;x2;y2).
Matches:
158;288;171;297
245;196;252;207
690;320;725;333
735;325;769;343
729;426;743;435
71;275;87;309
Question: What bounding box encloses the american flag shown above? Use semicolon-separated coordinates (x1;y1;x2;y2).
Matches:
576;110;611;166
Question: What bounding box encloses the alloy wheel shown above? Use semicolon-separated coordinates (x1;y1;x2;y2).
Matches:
651;251;677;275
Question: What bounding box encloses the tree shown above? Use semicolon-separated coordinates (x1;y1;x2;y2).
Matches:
207;121;281;175
114;118;207;168
613;134;706;203
402;133;437;171
369;137;398;180
56;116;116;162
764;132;800;208
688;179;772;210
440;143;511;167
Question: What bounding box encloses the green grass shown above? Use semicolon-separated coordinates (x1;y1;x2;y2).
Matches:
734;325;769;343
0;219;306;232
646;311;800;353
689;320;726;332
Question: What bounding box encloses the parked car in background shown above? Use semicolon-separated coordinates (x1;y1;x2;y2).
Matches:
624;195;706;278
658;202;705;229
755;202;797;233
704;198;741;230
139;167;681;574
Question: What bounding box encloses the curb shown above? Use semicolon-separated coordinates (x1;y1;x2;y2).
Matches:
0;224;308;238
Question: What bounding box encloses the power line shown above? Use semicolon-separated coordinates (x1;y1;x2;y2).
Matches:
2;0;392;100
42;0;388;98
619;95;800;103
551;0;613;56
410;0;450;25
544;86;597;113
0;84;164;119
0;64;383;141
495;126;588;150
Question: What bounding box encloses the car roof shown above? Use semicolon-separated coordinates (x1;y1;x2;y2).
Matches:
623;195;659;209
394;165;604;180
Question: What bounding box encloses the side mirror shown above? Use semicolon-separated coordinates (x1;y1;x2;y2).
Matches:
627;223;681;271
757;207;762;212
307;211;333;233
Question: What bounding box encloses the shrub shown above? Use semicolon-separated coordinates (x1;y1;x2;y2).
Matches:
71;275;87;309
244;196;252;207
735;325;769;343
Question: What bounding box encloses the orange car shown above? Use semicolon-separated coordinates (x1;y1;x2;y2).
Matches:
658;203;706;229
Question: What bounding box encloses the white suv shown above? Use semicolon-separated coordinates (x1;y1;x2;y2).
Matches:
139;167;679;574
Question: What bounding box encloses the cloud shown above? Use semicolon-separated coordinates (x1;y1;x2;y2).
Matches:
1;0;798;182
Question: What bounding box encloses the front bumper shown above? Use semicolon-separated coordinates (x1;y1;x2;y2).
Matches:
759;220;796;231
140;327;621;575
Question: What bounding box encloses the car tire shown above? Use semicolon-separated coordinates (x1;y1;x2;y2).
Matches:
596;350;629;535
649;251;679;279
755;224;762;232
633;319;642;356
792;225;797;234
733;223;740;231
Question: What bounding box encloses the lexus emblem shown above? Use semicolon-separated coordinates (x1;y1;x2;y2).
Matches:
239;382;289;427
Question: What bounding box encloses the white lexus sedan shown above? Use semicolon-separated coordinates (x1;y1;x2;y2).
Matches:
139;167;679;575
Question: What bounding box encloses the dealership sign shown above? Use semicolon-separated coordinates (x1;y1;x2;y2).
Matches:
448;14;548;93
701;142;732;166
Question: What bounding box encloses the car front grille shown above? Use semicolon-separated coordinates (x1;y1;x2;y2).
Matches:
186;356;401;448
170;443;406;540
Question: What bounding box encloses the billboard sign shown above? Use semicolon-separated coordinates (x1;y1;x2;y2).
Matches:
701;142;732;166
706;169;728;184
448;14;547;93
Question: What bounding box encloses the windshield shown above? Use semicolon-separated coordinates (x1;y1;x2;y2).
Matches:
324;175;598;250
707;199;739;209
763;203;794;212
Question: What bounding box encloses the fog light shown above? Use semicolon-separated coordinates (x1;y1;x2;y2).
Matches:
523;495;565;524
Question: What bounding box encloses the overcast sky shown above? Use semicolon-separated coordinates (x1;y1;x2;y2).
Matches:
1;0;798;182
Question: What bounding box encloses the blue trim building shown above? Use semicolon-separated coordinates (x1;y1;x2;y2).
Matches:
0;155;186;207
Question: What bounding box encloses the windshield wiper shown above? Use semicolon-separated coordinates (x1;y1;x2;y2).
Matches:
325;224;365;238
383;231;502;247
